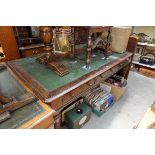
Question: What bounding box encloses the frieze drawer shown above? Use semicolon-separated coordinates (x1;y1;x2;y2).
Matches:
62;79;95;105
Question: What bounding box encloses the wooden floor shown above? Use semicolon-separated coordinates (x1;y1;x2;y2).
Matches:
139;68;155;79
131;65;155;79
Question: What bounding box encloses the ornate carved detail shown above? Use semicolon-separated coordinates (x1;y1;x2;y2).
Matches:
37;26;69;76
72;26;112;69
104;27;113;58
39;26;53;51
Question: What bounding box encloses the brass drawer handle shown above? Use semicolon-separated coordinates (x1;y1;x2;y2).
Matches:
88;81;93;86
32;49;39;55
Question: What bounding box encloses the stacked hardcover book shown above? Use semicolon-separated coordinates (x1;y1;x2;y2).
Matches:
85;87;114;117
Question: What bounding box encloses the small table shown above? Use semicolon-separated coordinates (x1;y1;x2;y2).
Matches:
71;26;112;68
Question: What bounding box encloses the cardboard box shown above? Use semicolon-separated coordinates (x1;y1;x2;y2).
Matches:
103;81;127;102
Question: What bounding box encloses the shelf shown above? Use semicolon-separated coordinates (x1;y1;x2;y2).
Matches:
132;60;155;69
138;42;155;47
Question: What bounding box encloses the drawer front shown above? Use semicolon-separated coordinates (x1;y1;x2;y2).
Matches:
99;60;129;82
21;47;45;57
62;79;95;105
62;87;82;104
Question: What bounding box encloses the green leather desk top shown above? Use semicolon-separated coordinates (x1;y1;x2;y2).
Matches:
10;51;127;92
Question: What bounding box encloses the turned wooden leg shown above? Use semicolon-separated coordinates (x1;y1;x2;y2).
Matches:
86;32;92;69
104;27;112;59
86;49;91;68
54;113;62;129
134;64;140;72
70;27;75;59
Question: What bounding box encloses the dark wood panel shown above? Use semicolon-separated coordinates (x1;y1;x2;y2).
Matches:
125;35;138;79
0;26;20;62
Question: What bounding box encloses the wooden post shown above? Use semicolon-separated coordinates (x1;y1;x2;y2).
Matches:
125;35;138;79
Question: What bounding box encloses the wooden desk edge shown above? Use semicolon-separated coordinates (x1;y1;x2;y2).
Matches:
19;100;55;129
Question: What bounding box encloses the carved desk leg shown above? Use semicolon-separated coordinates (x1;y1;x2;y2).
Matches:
53;112;62;129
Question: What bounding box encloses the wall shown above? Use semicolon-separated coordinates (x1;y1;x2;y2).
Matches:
133;26;155;38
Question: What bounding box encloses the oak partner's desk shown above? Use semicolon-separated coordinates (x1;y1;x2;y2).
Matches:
7;51;133;128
